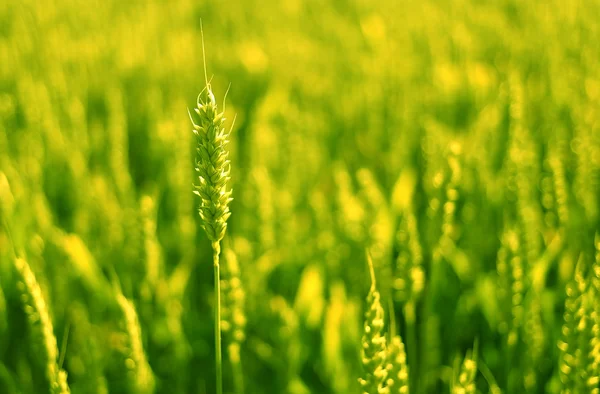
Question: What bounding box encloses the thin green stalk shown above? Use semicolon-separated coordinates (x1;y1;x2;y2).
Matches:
404;301;417;393
213;241;223;394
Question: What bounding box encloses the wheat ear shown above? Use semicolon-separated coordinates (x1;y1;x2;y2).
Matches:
359;253;388;394
590;234;600;393
115;292;155;394
13;257;70;394
222;246;246;394
451;347;477;394
189;21;234;394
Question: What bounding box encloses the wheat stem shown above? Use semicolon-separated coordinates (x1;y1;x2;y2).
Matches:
213;241;223;394
404;301;417;392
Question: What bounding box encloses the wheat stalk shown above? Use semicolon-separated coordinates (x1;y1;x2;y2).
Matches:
189;21;234;394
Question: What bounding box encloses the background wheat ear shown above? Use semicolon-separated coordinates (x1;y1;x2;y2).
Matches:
385;335;409;394
451;344;477;394
221;245;246;394
115;292;155;394
13;257;71;394
359;253;389;394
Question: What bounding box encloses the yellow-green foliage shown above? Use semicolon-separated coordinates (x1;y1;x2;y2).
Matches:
1;0;600;393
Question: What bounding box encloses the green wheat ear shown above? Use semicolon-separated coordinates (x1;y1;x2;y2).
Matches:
189;24;233;249
13;257;71;394
189;56;234;248
359;253;389;394
190;89;233;246
115;292;155;394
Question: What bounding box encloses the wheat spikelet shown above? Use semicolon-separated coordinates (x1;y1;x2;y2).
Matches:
359;254;388;394
13;257;70;394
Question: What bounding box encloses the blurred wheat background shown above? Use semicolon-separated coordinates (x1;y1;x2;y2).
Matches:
1;0;599;393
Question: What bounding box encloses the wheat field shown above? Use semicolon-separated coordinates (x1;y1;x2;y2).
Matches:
1;0;599;393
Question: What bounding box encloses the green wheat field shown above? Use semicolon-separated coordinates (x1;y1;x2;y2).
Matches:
1;0;599;393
